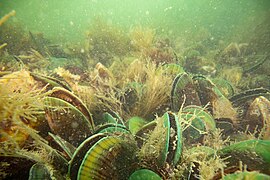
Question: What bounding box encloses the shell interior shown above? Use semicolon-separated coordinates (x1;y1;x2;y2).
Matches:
171;73;201;112
51;87;95;130
45;97;92;147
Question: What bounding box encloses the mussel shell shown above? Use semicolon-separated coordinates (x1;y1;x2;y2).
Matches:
244;96;270;139
193;75;238;123
181;106;216;145
135;121;157;148
193;75;224;112
171;73;201;112
183;105;216;130
29;163;52;180
211;78;235;98
94;123;130;134
48;132;76;159
45;97;92;147
181;113;206;144
218;140;270;174
76;135;138;180
161;63;185;77
223;171;270;180
139;112;182;171
102;111;124;125
229;88;270;108
69;133;107;180
164;112;182;166
50;87;95;130
30;72;71;91
128;116;147;135
128;169;162;180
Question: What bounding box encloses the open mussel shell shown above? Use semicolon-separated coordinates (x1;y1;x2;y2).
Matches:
193;75;238;124
211;78;235;98
70;135;138;180
229;88;270;108
163;112;182;166
51;87;95;130
120;82;144;113
135;120;157;148
171;73;201;112
128;169;162;180
181;105;216;145
139;112;182;173
30;72;71;91
229;88;270;127
68;133;107;180
102;111;124;125
45;97;92;147
94;123;130;134
49;132;76;159
217;140;270;174
243;96;270;139
183;105;216;130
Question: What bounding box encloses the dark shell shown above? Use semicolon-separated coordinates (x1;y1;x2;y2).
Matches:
171;73;201;112
0;156;35;179
181;105;215;145
138;112;182;175
193;75;238;123
45;97;92;147
218;140;270;174
135;120;157;148
50;87;95;130
76;136;138;180
243;96;270;139
30;72;71;91
229;88;270;108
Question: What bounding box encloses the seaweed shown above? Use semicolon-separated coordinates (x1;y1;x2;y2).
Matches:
86;18;131;66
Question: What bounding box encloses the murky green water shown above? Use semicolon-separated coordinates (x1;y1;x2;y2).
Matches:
1;0;269;43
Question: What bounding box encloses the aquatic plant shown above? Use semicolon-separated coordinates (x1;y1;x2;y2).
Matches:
18;49;49;71
0;20;34;55
0;70;48;146
87;18;131;65
54;67;80;86
129;26;155;54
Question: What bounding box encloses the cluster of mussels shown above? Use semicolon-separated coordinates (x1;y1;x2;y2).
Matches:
1;69;270;180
